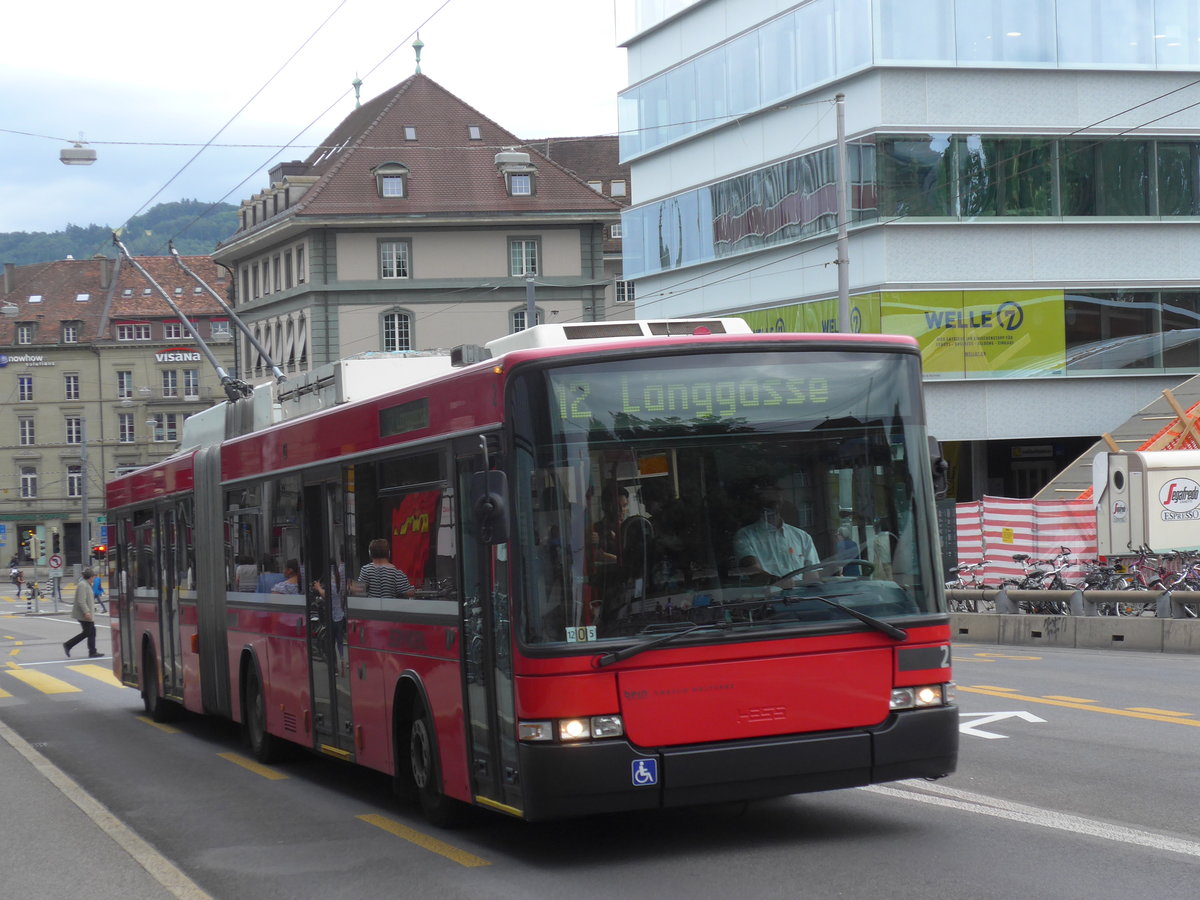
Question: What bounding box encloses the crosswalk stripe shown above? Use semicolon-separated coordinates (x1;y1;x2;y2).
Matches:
68;663;122;687
4;668;82;694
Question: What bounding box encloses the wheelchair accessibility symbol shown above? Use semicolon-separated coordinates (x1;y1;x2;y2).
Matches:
632;758;658;786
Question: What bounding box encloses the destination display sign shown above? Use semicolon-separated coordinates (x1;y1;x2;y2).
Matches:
544;352;915;434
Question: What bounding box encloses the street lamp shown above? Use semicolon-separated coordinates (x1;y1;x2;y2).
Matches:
60;139;97;166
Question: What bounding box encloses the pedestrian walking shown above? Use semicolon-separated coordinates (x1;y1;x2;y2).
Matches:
92;572;107;613
63;567;102;658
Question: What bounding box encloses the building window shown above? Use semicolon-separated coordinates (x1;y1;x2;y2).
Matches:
610;223;623;238
117;370;132;399
164;322;185;340
67;465;82;499
28;294;42;304
162;370;179;398
64;373;80;400
65;416;83;445
284;250;294;289
610;180;627;197
507;172;534;196
20;467;37;499
587;180;603;192
118;413;135;443
616;280;635;303
16;323;33;344
184;369;200;399
253;264;260;298
19;417;35;446
151;413;180;443
380;240;411;279
241;268;250;303
62;323;79;343
382;311;412;352
18;375;33;401
296;245;306;283
75;293;89;302
211;320;231;339
115;323;151;341
404;126;417;141
373;162;410;198
510;307;545;333
509;238;539;276
273;255;282;291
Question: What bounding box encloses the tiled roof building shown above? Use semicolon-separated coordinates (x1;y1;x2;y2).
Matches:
214;74;629;376
1;255;234;567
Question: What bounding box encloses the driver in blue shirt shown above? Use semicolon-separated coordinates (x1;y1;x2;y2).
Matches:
733;485;819;578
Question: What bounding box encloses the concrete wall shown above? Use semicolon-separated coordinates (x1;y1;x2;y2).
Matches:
952;613;1200;654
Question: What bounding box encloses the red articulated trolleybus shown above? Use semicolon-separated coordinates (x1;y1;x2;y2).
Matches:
105;319;957;825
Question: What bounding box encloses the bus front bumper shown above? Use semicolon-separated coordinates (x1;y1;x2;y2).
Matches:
516;705;958;822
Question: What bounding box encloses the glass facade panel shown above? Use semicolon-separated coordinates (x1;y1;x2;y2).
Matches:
877;137;955;217
1057;0;1155;66
693;44;729;130
759;13;798;105
1156;0;1200;66
1157;142;1200;215
956;0;1057;64
726;30;761;115
959;137;1056;216
798;0;836;85
837;0;873;71
1160;292;1200;370
1064;291;1160;371
876;0;955;62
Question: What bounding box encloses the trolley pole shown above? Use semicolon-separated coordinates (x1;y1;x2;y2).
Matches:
835;93;851;334
81;417;90;569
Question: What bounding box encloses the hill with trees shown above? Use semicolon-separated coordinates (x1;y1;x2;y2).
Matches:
0;200;238;265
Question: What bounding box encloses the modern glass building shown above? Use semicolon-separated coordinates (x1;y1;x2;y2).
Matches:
617;0;1200;499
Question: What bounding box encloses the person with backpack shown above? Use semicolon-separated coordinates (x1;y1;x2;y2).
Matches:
92;571;107;613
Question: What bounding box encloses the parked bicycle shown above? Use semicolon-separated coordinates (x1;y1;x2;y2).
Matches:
945;561;991;612
1002;548;1075;614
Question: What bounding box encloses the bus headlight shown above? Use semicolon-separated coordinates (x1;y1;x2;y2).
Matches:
890;683;954;710
518;715;625;742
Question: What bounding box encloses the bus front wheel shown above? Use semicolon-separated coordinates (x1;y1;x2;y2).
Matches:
409;703;466;828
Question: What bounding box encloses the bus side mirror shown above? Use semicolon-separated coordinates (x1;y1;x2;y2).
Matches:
471;470;509;544
928;436;949;499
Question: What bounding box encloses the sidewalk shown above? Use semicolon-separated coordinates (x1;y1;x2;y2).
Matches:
0;719;208;899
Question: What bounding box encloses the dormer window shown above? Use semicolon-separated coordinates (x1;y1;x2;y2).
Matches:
373;162;409;198
507;172;534;196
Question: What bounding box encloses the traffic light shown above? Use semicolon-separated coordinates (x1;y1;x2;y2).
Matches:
28;533;41;563
52;530;61;554
92;544;107;561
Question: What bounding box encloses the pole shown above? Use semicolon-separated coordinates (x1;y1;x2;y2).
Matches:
525;274;536;329
835;93;851;334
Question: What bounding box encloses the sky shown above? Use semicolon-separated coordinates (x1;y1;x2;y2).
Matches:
0;0;628;234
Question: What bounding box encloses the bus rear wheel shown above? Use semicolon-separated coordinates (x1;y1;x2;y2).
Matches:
243;663;280;764
141;644;176;723
409;703;466;828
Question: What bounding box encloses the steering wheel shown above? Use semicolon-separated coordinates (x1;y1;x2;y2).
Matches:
773;558;874;586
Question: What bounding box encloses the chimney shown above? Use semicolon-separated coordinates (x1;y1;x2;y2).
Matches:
3;262;14;293
97;256;112;289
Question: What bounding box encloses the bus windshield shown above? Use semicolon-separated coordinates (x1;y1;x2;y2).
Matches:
510;347;943;648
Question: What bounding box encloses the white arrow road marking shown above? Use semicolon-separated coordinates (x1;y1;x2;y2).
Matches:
959;710;1046;739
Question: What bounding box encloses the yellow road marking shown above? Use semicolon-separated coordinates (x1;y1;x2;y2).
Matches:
135;715;180;734
960;685;1200;727
217;751;288;781
8;648;20;658
69;664;122;687
3;668;81;694
972;685;1020;692
1043;695;1096;703
358;813;490;867
0;686;10;698
1125;707;1193;718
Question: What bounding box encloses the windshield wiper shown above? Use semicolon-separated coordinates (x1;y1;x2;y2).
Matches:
595;622;731;668
780;594;908;641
